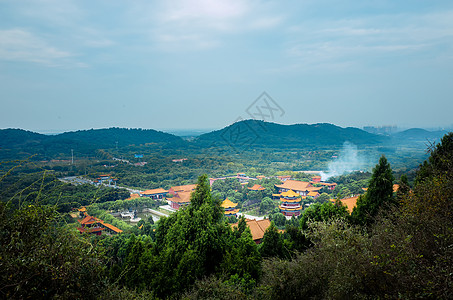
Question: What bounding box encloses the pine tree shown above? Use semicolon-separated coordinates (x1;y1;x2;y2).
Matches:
352;155;394;226
396;174;410;202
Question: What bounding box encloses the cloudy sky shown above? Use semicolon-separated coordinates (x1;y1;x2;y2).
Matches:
1;0;452;133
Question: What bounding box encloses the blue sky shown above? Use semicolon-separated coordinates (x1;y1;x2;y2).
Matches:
1;0;452;133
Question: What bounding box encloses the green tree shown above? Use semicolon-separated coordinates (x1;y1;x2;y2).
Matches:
259;197;274;213
352;155;394;226
315;192;330;204
300;202;348;230
259;222;285;258
270;212;286;227
396;174;410;202
416;132;453;183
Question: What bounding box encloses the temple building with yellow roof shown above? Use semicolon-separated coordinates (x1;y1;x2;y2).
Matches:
278;189;302;217
221;198;240;217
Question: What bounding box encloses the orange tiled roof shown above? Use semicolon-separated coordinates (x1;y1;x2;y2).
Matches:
275;180;313;192
308;191;319;197
247;219;271;241
142;188;168;195
170;190;192;203
78;215;101;225
248;184;265;191
101;222;123;233
231;219;272;241
335;196;359;213
170;184;197;192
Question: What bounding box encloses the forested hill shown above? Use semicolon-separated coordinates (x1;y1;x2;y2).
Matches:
194;120;387;149
391;128;448;142
0;128;185;160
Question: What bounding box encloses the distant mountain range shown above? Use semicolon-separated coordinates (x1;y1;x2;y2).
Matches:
0;121;449;160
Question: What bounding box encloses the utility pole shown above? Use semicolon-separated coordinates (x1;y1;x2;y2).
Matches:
71;149;74;164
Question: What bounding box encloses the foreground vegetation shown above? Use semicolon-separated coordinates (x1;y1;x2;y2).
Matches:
0;133;451;299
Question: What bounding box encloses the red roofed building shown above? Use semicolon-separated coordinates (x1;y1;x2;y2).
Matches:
169;190;192;210
311;176;321;183
77;213;122;235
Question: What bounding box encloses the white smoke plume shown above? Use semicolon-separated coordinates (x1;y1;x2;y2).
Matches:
320;142;366;181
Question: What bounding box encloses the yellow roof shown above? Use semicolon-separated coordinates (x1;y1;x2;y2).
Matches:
280;189;300;198
279;205;302;211
280;198;301;203
142;188;168;195
308;191;319;197
221;198;238;209
224;209;240;215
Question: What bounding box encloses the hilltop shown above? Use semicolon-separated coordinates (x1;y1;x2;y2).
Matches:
194;120;387;149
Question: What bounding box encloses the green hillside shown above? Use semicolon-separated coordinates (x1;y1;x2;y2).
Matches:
195;120;387;149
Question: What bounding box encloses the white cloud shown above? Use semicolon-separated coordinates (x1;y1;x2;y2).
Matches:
282;10;453;71
0;29;73;66
147;0;284;51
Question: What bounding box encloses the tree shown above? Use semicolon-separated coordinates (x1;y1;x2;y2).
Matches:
300;202;348;230
259;222;285;258
352;155;394;226
315;193;330;204
396;174;410;202
259;197;274;213
270;212;286;227
416;132;453;183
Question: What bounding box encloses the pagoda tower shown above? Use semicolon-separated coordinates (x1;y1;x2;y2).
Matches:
221;198;239;217
279;189;302;217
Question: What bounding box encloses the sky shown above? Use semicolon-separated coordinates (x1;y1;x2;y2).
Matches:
1;0;452;133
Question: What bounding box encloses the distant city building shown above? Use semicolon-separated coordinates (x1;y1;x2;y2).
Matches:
363;125;398;135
